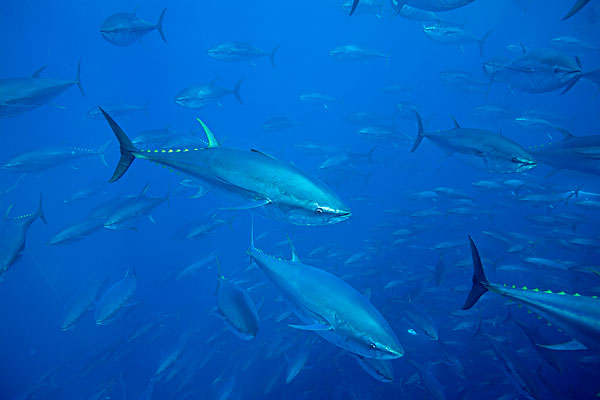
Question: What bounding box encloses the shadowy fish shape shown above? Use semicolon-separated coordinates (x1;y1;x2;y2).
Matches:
0;194;46;280
95;269;137;325
208;42;279;67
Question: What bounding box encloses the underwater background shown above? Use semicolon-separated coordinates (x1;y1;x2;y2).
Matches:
1;0;600;399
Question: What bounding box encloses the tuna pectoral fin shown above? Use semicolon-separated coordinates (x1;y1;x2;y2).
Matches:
409;112;425;153
560;75;581;95
462;236;489;310
37;193;47;225
156;8;167;42
479;29;494;57
537;339;588;351
220;199;270;211
288;323;332;331
99;108;138;183
75;59;85;97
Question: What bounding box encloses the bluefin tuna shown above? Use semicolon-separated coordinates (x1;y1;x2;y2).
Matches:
100;109;350;226
0;61;84;118
100;8;167;46
248;225;403;359
410;112;536;173
490;48;583;94
527;130;600;176
463;236;600;352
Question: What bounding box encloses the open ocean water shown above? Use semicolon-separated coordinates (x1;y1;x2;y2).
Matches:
1;1;600;399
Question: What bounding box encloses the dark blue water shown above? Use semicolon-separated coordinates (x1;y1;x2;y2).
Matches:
1;1;599;399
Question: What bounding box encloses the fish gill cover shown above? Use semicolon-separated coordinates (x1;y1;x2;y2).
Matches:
0;1;600;399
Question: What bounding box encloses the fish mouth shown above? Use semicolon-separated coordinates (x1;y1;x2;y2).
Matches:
516;160;536;172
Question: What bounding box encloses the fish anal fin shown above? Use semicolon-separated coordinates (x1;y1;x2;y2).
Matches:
288;323;332;331
537;339;588;351
219;199;270;211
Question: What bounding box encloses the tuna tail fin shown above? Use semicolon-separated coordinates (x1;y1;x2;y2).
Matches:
560;75;581;95
462;236;489;310
562;0;591;20
37;193;47;225
269;45;280;68
156;8;167;43
349;0;360;16
232;79;244;105
410;112;425;153
75;59;85;97
99;107;138;183
479;29;493;57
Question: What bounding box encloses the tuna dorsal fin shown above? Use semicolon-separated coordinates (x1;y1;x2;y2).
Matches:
250;149;278;160
450;116;461;128
287;236;301;263
125;268;136;278
557;128;574;139
519;42;526;54
32;66;47;78
4;204;14;219
196;118;220;148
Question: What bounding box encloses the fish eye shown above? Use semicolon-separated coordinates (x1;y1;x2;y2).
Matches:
315;207;324;214
369;342;377;350
511;157;519;163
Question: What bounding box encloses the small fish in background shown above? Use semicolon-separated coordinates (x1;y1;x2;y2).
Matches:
175;79;244;108
100;8;167;46
329;44;389;63
299;92;337;110
87;102;150;120
208;42;279;67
